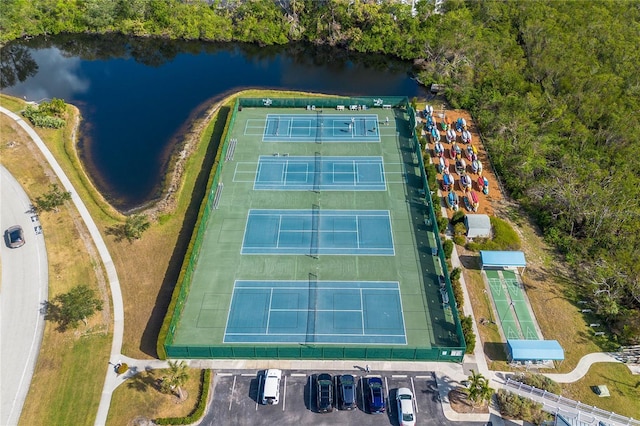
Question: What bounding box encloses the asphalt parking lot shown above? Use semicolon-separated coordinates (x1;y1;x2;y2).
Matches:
200;369;478;426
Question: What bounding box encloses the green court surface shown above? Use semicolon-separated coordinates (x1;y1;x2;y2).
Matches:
502;270;538;340
485;270;522;340
165;99;465;360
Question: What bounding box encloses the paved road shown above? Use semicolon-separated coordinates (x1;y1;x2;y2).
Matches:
0;165;48;426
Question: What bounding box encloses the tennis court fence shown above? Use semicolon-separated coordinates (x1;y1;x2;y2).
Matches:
161;97;467;361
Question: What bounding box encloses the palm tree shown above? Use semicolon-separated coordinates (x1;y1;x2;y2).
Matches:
465;370;494;410
162;360;189;401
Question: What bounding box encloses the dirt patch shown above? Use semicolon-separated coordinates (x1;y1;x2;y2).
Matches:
448;389;490;414
422;106;502;218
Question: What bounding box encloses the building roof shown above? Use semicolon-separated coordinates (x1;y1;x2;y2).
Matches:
507;339;565;361
480;250;526;268
464;214;491;238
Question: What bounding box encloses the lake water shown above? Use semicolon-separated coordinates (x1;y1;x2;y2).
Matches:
1;35;426;211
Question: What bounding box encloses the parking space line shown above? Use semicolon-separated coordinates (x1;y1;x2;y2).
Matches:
384;376;390;409
415;375;431;379
308;376;312;411
283;375;287;411
229;376;236;411
392;374;407;378
217;372;233;376
241;373;255;377
410;376;418;413
360;377;366;412
256;375;262;411
290;373;306;377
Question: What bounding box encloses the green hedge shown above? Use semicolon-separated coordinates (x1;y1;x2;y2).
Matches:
155;369;212;425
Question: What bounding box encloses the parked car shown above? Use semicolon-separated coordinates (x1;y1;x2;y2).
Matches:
367;377;385;414
5;225;25;248
261;369;281;405
396;387;416;426
337;374;357;410
316;373;333;412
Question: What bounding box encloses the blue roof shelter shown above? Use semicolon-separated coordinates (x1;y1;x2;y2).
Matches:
480;250;527;275
507;339;564;362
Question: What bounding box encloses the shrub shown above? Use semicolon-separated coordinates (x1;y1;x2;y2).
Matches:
496;389;550;423
460;315;475;353
451;278;464;310
513;373;560;394
425;163;438;192
116;363;129;374
437;216;448;234
451;210;466;225
450;267;462;281
155;369;212;425
443;239;454;259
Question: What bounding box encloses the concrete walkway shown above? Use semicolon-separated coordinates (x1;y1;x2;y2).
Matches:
0;107;125;426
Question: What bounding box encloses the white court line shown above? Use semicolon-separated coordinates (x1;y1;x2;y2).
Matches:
360;289;365;335
275;216;283;248
265;288;273;333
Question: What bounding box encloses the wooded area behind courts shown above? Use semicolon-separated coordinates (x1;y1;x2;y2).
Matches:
1;0;638;342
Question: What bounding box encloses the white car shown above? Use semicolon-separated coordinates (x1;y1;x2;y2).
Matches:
396;387;416;426
261;369;282;405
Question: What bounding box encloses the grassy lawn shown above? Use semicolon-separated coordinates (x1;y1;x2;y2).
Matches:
107;368;203;425
1;100;111;426
561;363;640;420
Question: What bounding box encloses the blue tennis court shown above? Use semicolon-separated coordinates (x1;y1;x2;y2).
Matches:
253;155;386;191
245;113;381;142
223;280;407;344
241;209;394;255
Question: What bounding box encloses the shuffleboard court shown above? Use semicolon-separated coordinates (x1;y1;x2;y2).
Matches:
502;270;539;340
224;280;407;344
252;155;386;191
241;209;394;255
485;270;522;340
248;113;381;142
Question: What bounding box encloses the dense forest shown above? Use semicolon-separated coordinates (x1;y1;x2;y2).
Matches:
1;0;639;343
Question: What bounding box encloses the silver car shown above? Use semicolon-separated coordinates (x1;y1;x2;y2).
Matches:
396;387;416;426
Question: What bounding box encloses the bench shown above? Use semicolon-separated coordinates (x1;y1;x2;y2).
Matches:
382;104;392;109
336;105;345;110
349;105;358;110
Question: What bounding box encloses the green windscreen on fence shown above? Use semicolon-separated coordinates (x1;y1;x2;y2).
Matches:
163;97;465;361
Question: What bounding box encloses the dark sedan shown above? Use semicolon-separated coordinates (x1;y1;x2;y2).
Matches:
5;225;25;248
367;377;385;414
316;373;334;413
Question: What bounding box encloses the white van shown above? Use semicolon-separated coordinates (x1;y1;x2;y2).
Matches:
261;369;282;405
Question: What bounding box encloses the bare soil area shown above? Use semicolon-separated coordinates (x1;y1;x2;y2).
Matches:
448;389;490;414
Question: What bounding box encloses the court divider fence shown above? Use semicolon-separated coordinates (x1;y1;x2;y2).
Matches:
163;97;466;362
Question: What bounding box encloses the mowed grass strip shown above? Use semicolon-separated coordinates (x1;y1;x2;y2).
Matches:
107;368;203;425
0;104;110;426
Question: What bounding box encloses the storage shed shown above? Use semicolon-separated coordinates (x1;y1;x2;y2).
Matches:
464;214;491;238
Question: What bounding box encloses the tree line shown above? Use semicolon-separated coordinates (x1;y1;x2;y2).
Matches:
1;0;638;342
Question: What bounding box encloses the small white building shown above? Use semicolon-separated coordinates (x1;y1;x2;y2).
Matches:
464;214;491;238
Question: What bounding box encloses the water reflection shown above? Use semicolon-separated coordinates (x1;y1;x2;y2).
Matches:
1;35;425;211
